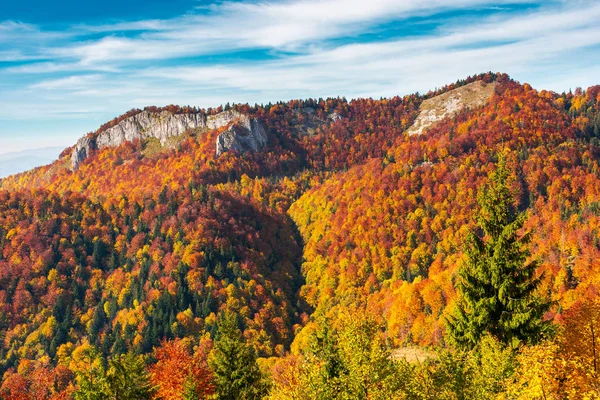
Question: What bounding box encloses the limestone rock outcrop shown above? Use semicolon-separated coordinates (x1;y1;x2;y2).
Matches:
216;116;268;156
71;137;96;171
94;111;205;149
70;109;267;170
328;112;342;121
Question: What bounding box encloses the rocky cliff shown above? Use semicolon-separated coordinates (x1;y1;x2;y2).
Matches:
215;116;268;156
72;136;97;171
71;110;267;170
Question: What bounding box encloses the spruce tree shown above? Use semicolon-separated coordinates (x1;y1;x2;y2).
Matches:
208;311;264;400
447;156;552;349
106;352;154;400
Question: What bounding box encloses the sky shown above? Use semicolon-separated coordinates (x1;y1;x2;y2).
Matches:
1;0;600;154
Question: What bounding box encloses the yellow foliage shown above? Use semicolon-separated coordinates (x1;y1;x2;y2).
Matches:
505;341;568;399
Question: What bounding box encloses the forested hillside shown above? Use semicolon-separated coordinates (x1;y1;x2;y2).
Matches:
1;72;600;398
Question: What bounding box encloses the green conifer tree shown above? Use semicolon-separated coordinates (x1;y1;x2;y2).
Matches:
106;352;154;400
72;346;111;400
208;311;264;400
447;156;552;349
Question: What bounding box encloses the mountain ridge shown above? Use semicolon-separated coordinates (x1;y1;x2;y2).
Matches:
1;73;600;381
70;110;269;170
1;72;503;192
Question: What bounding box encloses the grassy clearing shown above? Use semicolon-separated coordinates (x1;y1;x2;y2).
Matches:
407;81;497;136
391;347;437;364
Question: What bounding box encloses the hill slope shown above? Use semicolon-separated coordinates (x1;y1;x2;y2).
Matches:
290;79;600;345
1;72;600;381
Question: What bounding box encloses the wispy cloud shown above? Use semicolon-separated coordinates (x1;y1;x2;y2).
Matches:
30;74;105;90
0;0;599;152
114;2;600;95
6;0;542;66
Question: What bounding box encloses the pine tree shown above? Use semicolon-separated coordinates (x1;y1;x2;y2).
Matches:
447;156;552;349
106;352;154;400
92;238;106;268
208;311;264;400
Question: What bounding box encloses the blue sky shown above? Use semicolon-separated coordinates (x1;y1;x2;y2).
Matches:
1;0;600;154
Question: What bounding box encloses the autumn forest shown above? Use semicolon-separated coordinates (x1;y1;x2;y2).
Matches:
1;72;600;399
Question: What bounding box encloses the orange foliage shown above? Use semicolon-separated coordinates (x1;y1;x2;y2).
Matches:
149;338;215;400
0;72;600;392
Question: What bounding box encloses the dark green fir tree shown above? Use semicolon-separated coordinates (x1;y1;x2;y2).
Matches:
208;311;264;400
447;155;552;349
106;352;154;400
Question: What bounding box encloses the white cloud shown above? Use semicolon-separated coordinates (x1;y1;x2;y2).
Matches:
11;0;543;66
135;3;600;97
0;21;39;38
4;62;120;74
31;74;105;90
1;0;600;150
0;20;71;44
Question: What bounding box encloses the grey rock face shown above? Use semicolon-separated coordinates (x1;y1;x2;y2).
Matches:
71;137;95;171
95;110;206;149
69;109;264;170
206;110;242;130
216;115;268;157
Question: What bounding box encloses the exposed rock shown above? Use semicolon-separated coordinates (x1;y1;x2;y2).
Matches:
95;110;206;149
207;110;242;129
288;108;336;136
71;137;95;171
328;112;342;121
70;109;259;170
407;80;497;136
216;115;268;156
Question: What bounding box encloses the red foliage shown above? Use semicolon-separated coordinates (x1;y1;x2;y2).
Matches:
149;339;215;400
